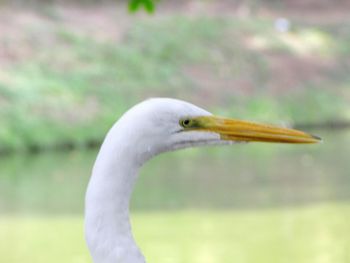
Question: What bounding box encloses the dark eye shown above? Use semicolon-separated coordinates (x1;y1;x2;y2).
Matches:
180;118;192;128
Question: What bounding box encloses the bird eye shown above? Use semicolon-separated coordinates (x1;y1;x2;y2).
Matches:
180;118;192;128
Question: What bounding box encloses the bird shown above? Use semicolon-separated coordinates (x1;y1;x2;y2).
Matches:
85;98;320;263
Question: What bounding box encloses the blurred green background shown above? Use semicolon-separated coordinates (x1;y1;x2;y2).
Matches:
0;0;349;262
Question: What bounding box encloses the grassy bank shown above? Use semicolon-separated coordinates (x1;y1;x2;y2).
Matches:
1;5;349;153
1;203;349;263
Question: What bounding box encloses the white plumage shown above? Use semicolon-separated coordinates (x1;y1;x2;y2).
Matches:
85;98;319;263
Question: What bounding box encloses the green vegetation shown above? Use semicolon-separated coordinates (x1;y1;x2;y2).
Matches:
1;204;350;263
128;0;156;13
1;4;349;263
1;8;349;153
1;119;349;262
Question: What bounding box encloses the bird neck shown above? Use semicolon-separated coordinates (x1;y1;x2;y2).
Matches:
85;125;146;263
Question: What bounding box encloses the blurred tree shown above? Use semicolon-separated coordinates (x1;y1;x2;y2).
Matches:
128;0;156;13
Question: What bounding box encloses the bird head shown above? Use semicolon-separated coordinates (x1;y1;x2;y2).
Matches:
116;98;320;161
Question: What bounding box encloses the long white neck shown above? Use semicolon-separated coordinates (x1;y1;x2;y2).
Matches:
85;122;147;263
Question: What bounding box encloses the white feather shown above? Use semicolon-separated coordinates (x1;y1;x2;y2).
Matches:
85;98;228;263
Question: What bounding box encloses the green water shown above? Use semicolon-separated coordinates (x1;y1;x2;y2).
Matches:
0;131;349;263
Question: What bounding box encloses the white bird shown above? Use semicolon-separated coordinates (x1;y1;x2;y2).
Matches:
85;98;320;263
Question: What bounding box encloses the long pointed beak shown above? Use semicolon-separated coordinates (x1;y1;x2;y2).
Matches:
194;116;321;144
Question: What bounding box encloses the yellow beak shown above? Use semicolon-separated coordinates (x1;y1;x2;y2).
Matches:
192;116;321;144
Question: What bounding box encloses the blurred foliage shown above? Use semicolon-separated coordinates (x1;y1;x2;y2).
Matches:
0;6;349;153
128;0;156;13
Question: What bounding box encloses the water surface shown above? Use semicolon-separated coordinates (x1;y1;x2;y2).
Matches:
0;130;349;262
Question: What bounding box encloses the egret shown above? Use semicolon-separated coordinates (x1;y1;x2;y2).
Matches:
85;98;320;263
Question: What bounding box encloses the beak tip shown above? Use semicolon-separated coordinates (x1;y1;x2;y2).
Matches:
311;134;322;143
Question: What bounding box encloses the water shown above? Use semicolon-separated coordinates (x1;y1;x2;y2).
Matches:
0;131;349;263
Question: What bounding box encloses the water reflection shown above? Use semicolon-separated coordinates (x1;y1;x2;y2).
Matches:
0;130;348;214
